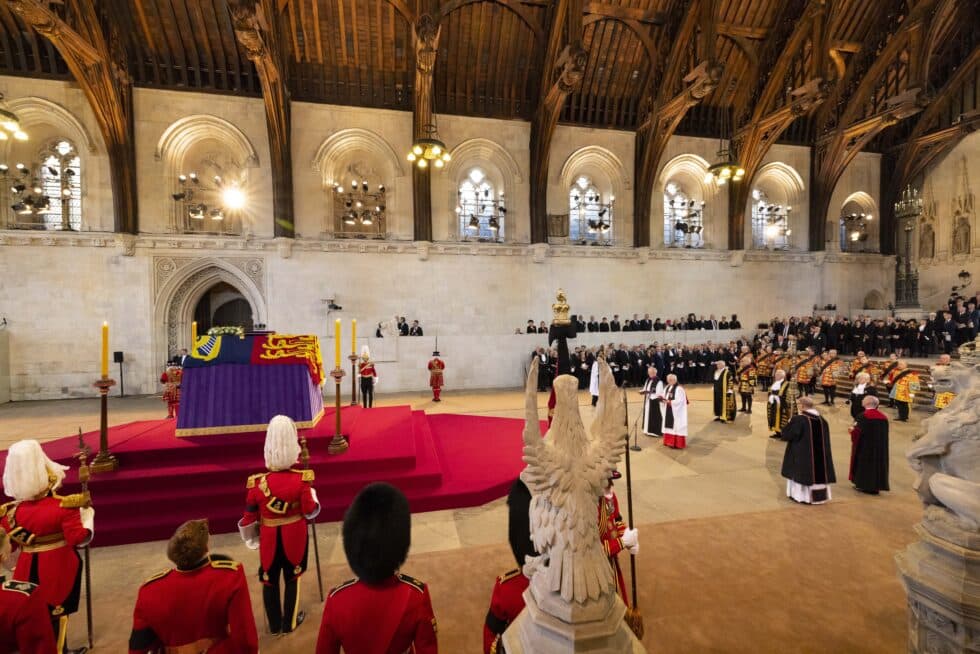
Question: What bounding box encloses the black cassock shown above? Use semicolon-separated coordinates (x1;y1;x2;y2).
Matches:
641;377;663;436
849;409;890;493
781;412;836;487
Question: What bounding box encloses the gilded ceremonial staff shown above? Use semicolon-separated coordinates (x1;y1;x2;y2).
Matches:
621;391;644;639
299;433;325;601
76;428;94;649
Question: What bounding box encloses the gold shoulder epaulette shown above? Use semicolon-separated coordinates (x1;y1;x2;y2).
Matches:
397;573;426;593
498;568;521;583
2;579;36;596
58;493;87;509
246;473;266;489
301;469;314;483
141;570;170;586
0;501;13;520
210;559;241;571
328;578;357;598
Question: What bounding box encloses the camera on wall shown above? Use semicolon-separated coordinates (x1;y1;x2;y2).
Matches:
323;297;343;311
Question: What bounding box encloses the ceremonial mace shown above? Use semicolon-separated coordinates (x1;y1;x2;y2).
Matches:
76;429;95;649
299;434;325;601
621;391;644;639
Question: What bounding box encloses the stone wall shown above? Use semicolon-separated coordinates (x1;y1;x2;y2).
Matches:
0;233;893;400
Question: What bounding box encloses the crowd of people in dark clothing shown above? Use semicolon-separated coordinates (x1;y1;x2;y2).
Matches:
756;291;978;358
521;313;743;334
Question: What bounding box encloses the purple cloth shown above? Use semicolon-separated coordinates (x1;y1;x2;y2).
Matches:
176;363;324;433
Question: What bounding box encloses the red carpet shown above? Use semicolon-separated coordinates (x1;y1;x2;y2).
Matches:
0;407;539;547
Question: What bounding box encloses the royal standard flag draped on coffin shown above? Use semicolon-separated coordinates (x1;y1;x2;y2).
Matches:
185;334;325;386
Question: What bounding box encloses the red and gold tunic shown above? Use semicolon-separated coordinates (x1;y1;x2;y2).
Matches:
316;574;438;654
755;353;773;378
772;355;793;375
818;358;844;387
358;361;377;380
736;363;757;393
428;358;445;389
0;576;57;654
892;370;921;403
0;493;92;617
598;493;629;606
483;569;529;654
850;358;879;383
241;469;318;579
128;558;258;654
795;354;818;385
160;367;182;404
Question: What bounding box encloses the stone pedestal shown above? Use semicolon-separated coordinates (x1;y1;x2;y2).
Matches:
896;512;980;653
501;574;645;653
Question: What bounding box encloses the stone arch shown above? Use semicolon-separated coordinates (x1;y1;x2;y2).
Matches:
445;138;521;241
863;290;886;310
2;97;97;153
657;154;717;247
153;258;267;367
312;128;405;188
748;162;806;248
558;145;631;197
155;114;259;169
839;191;879;253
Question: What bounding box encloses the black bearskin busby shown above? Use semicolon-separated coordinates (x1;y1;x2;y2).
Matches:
507;478;538;569
342;482;411;584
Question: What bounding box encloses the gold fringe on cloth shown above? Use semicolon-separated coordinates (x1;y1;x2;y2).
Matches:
175;407;324;438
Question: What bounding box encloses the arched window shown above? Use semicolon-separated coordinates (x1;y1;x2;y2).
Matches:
751;189;791;249
569;176;612;244
457;168;504;241
39;140;82;231
663;182;704;248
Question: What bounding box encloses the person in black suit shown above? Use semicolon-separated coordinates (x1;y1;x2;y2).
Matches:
573;315;586;332
730;315;742;329
398;317;409;336
587;315;599;332
653;318;664;331
599;318;611;332
810;326;826;355
408;321;423;336
526;320;537;334
610;315;622;332
170;348;189;367
719;317;730;330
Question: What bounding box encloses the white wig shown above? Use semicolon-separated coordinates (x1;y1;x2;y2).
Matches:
2;440;68;501
264;415;301;471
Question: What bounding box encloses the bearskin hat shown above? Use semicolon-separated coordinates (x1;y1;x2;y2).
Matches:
507;478;539;569
342;482;411;584
167;519;210;570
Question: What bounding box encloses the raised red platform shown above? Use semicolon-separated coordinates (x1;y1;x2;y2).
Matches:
0;406;536;547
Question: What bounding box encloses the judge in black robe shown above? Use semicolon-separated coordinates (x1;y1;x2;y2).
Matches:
848;396;890;494
780;397;836;504
712;361;736;423
767;370;792;438
639;368;663;437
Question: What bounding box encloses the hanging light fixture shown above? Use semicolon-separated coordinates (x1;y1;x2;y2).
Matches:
0;94;27;141
407;123;452;170
705;105;744;186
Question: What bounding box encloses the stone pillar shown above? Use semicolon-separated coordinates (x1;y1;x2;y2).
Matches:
895;512;980;653
502;573;645;654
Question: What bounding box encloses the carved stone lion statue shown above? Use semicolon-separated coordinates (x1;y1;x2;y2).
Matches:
906;356;980;530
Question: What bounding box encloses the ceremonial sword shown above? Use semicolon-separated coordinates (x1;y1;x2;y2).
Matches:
300;434;325;602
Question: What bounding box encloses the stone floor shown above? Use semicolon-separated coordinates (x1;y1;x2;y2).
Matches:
0;385;926;652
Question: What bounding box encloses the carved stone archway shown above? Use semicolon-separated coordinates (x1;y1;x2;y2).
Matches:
152;256;267;368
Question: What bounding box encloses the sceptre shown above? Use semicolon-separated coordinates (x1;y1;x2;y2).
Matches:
621;389;644;639
299;434;325;602
76;429;94;649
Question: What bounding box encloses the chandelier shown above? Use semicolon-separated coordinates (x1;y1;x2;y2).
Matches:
335;179;386;229
407;123;452;170
0;94;27;142
2;162;56;217
172;172;247;222
840;211;871;243
705;106;744;186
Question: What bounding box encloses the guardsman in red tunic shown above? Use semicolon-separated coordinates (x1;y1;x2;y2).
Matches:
483;479;537;654
428;351;445;402
1;440;93;654
0;529;57;654
238;415;320;635
128;519;258;654
316;483;438;654
159;364;182;419
358;347;379;408
598;471;638;607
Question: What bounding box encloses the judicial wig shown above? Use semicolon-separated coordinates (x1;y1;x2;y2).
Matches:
264;415;301;471
343;482;411;583
2;439;68;500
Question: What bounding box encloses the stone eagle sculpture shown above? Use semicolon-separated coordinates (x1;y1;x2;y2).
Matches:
906;344;980;530
520;357;626;604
